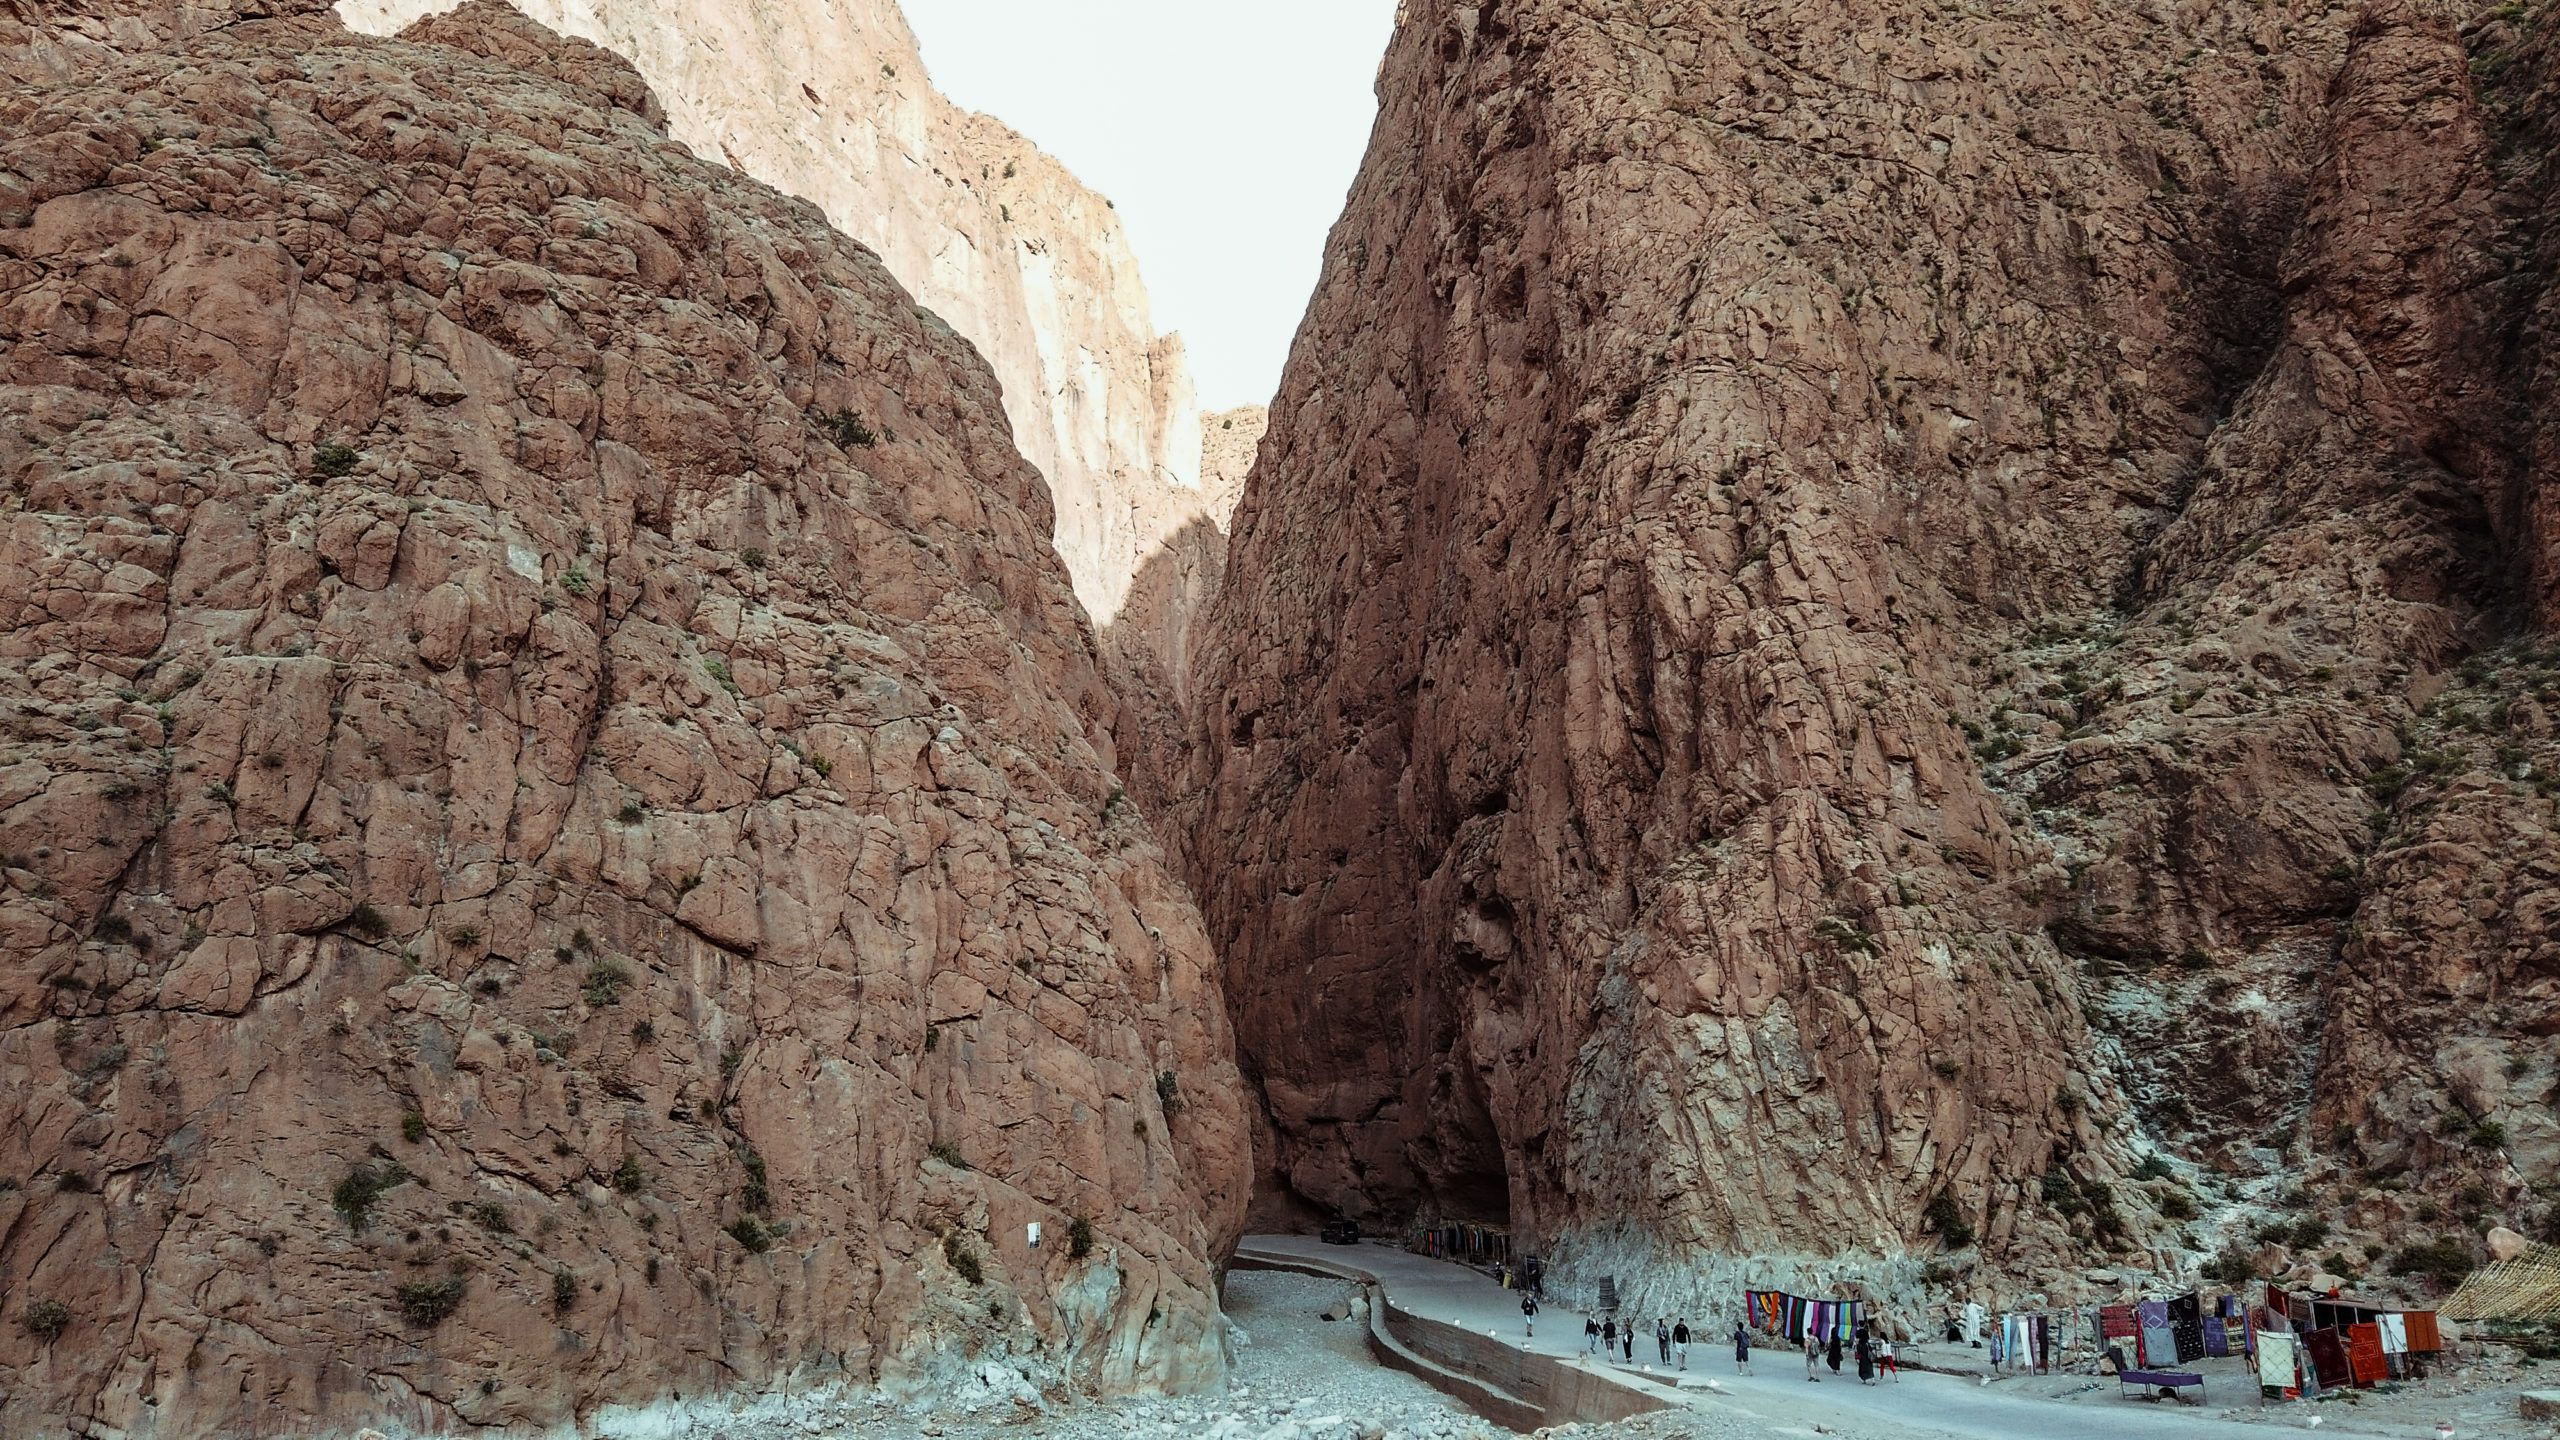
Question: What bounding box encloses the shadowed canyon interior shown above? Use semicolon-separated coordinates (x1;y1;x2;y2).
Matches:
3;0;2560;1433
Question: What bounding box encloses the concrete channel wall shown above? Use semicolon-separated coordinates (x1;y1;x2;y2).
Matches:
1228;1248;1673;1431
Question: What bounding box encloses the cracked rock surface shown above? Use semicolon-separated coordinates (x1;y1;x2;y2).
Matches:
0;2;1244;1434
1179;0;2560;1312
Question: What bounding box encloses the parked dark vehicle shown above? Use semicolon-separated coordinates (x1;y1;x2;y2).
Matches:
1319;1218;1361;1246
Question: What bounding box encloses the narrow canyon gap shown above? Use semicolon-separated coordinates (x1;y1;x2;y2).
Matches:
10;0;2560;1432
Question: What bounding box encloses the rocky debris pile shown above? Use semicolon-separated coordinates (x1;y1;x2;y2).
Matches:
0;1;1246;1435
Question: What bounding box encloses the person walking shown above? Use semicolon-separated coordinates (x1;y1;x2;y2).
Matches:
1623;1320;1635;1363
1826;1328;1843;1376
1856;1327;1876;1385
1584;1315;1602;1355
1880;1335;1899;1382
1602;1316;1616;1358
1522;1292;1538;1338
1673;1317;1691;1371
1655;1315;1671;1364
1734;1320;1753;1374
1804;1328;1821;1381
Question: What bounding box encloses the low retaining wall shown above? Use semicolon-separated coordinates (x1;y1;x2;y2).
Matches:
1229;1248;1673;1431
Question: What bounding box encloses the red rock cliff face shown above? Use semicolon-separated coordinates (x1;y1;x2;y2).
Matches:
1187;0;2560;1306
0;3;1245;1434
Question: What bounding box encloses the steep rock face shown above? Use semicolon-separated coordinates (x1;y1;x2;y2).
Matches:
1187;0;2560;1307
2301;7;2560;1248
1110;406;1264;820
338;0;1219;635
0;4;1245;1435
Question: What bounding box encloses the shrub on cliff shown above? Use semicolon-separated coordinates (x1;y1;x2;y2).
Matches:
2391;1236;2475;1285
312;442;361;478
395;1275;466;1327
823;409;876;448
2203;1244;2257;1285
1924;1190;1975;1248
582;959;632;1007
21;1299;70;1343
331;1162;409;1231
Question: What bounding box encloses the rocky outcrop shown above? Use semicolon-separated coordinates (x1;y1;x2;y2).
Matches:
337;0;1217;639
0;3;1245;1435
1184;0;2560;1306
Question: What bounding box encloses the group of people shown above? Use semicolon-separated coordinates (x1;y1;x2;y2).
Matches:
1552;1310;1897;1385
1574;1313;1700;1369
1522;1292;1900;1389
1793;1323;1897;1386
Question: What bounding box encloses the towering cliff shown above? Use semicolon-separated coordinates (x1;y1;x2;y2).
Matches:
1187;0;2560;1309
1108;406;1265;818
0;2;1245;1435
339;0;1222;637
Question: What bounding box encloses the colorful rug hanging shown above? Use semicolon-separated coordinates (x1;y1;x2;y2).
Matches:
2169;1293;2206;1362
2345;1322;2387;1386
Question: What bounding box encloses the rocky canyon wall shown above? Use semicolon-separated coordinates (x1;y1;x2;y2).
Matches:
338;0;1224;639
0;3;1245;1435
1109;405;1264;820
1187;0;2560;1313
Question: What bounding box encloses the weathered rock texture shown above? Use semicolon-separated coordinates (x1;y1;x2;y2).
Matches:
1109;406;1264;819
336;0;1218;638
0;3;1246;1434
1185;0;2560;1302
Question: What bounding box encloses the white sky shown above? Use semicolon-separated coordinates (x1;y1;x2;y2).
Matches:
905;2;1397;410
